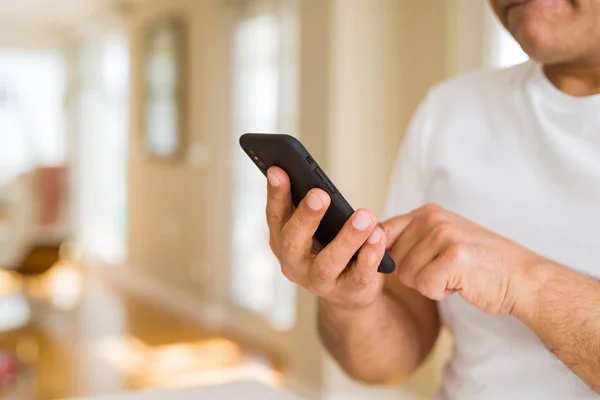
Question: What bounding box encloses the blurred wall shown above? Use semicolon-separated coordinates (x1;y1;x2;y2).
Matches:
128;0;218;299
0;20;68;50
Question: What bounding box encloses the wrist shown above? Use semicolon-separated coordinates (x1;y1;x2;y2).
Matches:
510;259;559;324
318;291;383;316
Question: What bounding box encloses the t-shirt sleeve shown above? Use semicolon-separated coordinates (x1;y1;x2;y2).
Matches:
382;94;434;220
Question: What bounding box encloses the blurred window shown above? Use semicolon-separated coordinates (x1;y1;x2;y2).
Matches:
486;8;529;68
78;32;130;262
0;51;66;185
230;1;298;330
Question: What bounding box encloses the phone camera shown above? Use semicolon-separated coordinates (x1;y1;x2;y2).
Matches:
243;145;267;170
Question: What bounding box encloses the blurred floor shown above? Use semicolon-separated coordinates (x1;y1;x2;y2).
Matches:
0;265;282;400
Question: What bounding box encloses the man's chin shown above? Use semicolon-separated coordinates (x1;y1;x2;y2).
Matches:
510;25;563;63
516;45;564;64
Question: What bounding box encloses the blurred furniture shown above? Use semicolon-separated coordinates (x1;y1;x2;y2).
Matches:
70;381;303;400
0;166;68;275
0;173;35;270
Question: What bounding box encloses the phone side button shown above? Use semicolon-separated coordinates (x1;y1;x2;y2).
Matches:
315;167;326;181
324;179;336;194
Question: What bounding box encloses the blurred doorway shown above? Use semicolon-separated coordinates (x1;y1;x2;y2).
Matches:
227;0;298;342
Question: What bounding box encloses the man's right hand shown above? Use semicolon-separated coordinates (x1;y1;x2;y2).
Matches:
266;166;387;310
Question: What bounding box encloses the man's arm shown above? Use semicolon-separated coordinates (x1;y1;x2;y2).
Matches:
514;262;600;392
381;203;600;393
318;265;441;384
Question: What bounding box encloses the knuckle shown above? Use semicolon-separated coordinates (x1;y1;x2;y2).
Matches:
431;223;453;243
415;273;435;296
266;210;285;225
421;203;440;214
350;272;372;287
312;260;334;283
446;243;469;264
280;232;299;255
425;210;445;226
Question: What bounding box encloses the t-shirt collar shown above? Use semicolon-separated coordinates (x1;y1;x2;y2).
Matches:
526;61;600;116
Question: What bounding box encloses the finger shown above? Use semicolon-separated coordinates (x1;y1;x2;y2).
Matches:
387;218;428;269
387;204;447;267
413;244;465;301
379;214;414;248
397;223;454;287
279;188;331;267
381;203;446;248
340;227;386;288
311;209;377;289
266;167;293;240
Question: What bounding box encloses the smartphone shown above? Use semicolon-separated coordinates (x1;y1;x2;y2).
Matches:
239;133;395;274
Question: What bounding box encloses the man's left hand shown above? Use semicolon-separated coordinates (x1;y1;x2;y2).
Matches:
381;204;545;315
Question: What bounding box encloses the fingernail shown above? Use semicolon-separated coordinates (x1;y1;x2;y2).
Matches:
352;210;373;231
267;172;281;187
367;229;381;244
307;193;323;210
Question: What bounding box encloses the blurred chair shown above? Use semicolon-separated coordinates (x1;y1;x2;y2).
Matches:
0;166;67;276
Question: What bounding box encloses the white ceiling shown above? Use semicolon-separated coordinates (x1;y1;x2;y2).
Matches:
0;0;143;26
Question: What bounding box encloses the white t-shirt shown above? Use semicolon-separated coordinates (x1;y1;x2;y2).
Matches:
385;61;600;400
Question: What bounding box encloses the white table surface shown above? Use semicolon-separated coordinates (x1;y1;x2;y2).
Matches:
70;381;303;400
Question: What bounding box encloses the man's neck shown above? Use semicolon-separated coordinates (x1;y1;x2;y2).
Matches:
544;61;600;97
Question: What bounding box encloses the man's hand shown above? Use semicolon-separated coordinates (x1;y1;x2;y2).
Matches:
382;204;546;315
266;167;387;310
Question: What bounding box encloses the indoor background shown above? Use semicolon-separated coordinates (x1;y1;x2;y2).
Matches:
0;0;527;399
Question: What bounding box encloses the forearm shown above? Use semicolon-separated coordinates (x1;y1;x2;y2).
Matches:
515;261;600;392
317;289;437;384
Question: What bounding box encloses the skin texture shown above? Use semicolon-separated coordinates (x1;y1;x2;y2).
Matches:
265;0;600;390
489;0;600;95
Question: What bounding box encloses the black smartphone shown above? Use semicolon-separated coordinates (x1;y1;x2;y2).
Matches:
239;133;395;274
